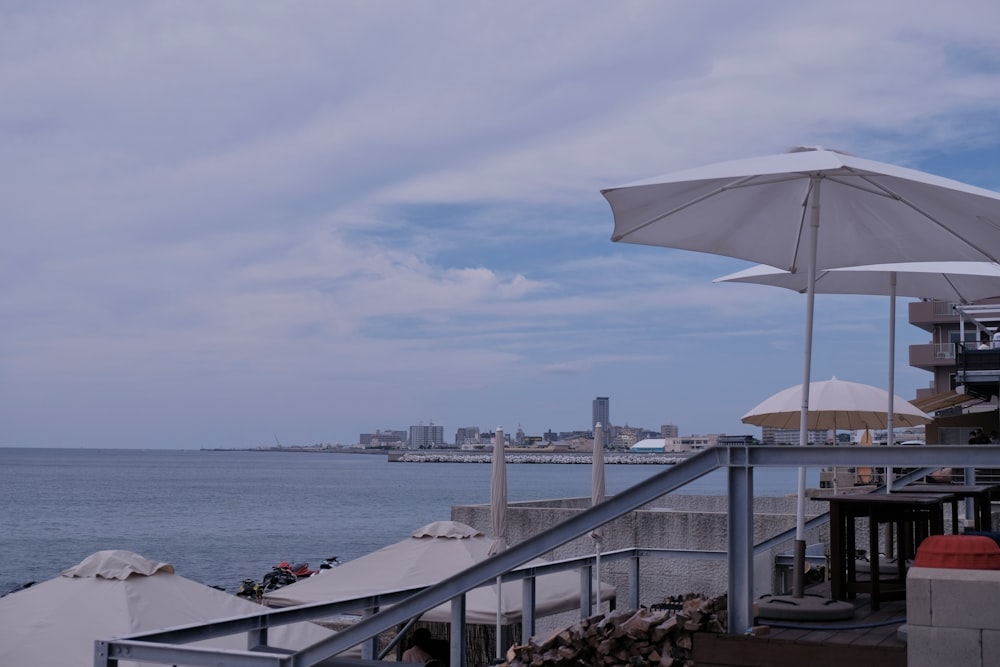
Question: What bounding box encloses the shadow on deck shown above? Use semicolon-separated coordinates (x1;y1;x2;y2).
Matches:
693;582;906;667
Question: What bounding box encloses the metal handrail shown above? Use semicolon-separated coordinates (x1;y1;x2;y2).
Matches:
96;447;1000;667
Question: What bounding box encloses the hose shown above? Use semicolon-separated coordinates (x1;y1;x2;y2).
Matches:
759;617;906;631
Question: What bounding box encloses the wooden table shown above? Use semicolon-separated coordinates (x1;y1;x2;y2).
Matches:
815;492;950;610
899;483;998;532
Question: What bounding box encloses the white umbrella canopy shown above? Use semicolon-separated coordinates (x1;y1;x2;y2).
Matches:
741;377;932;431
714;261;1000;303
0;550;339;667
264;521;615;624
605;146;1000;599
606;147;1000;270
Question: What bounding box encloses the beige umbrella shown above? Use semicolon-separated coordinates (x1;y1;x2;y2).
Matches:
0;550;339;667
742;377;932;431
263;522;616;623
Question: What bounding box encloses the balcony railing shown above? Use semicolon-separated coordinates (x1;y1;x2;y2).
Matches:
95;446;1000;667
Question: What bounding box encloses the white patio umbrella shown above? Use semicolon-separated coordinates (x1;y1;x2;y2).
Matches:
604;146;1000;598
716;260;1000;488
741;377;933;431
591;422;606;597
488;427;507;660
0;550;339;667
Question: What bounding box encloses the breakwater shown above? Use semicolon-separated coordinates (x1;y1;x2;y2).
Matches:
390;452;685;464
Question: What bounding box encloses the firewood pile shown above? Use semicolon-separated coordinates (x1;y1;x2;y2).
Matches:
499;594;727;667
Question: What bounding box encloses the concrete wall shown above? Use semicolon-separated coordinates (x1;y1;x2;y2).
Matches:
907;567;1000;667
451;494;831;612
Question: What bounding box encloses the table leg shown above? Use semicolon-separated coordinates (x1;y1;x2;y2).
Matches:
869;507;881;611
829;504;845;600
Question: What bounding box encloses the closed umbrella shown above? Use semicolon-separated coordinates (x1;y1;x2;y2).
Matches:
604;146;1000;601
489;427;508;556
488;427;507;660
591;422;606;602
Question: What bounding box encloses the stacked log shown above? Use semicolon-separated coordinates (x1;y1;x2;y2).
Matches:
500;594;726;667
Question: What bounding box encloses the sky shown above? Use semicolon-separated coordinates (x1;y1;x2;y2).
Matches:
4;2;1000;449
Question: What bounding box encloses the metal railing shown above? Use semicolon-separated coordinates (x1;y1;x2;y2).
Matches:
96;445;1000;667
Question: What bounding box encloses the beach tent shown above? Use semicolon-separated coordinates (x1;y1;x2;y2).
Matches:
264;521;616;624
0;550;341;667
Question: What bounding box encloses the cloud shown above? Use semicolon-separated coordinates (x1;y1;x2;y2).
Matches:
3;2;1000;446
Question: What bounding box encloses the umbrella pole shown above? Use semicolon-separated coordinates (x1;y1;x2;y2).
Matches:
793;176;820;599
886;273;897;493
496;575;503;661
595;546;601;613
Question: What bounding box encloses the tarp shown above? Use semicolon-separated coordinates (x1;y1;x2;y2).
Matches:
0;550;340;667
264;521;616;624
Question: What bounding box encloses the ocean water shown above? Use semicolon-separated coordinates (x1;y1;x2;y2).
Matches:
0;448;817;594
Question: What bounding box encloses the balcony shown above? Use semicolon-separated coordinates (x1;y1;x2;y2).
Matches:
908;300;962;331
909;342;957;371
954;343;1000;400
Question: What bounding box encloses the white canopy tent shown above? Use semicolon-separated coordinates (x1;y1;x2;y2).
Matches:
264;521;615;624
0;550;339;667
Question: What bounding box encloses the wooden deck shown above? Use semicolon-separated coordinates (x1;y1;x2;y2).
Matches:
692;583;907;667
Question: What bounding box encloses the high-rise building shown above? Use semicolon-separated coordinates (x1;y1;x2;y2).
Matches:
409;424;444;449
661;423;679;438
454;427;480;445
592;397;610;446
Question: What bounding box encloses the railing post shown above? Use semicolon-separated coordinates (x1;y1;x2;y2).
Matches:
628;554;640;610
579;565;593;618
450;594;467;667
727;452;754;635
361;603;379;660
521;577;536;640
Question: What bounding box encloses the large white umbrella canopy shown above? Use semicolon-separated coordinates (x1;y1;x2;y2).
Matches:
606;147;1000;270
604;146;1000;598
715;261;1000;303
741;377;932;431
0;550;338;667
264;522;615;624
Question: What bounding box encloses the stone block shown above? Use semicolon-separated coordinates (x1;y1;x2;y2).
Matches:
906;625;982;667
906;569;931;626
925;567;1000;630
